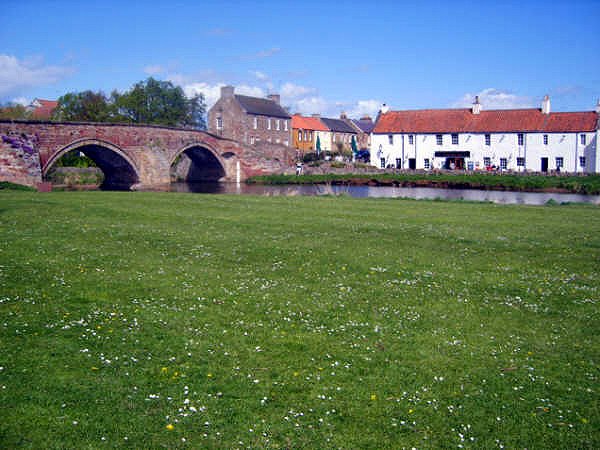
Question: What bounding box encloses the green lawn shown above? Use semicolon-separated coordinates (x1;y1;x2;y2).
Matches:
0;191;598;449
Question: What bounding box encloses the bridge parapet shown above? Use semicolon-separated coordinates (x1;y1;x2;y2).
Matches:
0;120;294;189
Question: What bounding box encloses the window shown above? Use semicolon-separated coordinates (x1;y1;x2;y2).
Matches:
581;134;586;145
543;134;548;145
485;134;491;146
500;158;507;170
250;136;255;145
408;135;414;145
253;117;258;130
298;130;302;142
436;134;443;145
556;157;564;168
424;158;430;169
517;157;525;167
395;158;401;169
580;156;586;167
267;119;271;130
309;131;313;141
388;134;394;145
518;133;524;146
284;121;288;131
380;158;386;169
216;117;223;130
452;133;458;145
304;130;308;141
276;120;280;131
483;157;491;167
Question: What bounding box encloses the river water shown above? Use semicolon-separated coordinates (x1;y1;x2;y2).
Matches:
168;182;600;205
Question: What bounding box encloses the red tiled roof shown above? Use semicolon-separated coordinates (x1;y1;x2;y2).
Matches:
373;108;598;134
291;114;329;131
30;99;58;119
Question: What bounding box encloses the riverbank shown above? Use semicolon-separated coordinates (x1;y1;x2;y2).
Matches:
1;191;599;448
248;171;600;195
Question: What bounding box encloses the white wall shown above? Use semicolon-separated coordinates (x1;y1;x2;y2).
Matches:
371;131;598;173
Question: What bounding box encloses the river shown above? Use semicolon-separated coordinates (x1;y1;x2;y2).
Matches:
167;182;600;205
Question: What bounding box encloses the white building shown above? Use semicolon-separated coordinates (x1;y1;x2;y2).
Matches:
371;97;600;173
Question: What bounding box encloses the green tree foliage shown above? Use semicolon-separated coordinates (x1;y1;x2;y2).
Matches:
113;78;206;129
51;78;206;129
0;103;31;120
52;91;115;122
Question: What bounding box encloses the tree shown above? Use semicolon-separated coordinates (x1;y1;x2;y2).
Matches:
52;91;114;122
51;78;207;129
351;135;358;154
0;103;31;120
113;78;206;129
316;135;321;157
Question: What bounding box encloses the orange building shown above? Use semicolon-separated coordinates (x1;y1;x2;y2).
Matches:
291;114;329;154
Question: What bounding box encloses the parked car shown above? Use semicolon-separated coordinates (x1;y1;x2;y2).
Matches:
355;150;370;162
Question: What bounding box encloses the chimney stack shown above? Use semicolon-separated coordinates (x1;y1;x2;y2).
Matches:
380;103;390;114
595;99;600;114
311;113;321;118
340;112;347;119
221;85;234;99
267;94;280;105
542;95;551;114
472;96;481;115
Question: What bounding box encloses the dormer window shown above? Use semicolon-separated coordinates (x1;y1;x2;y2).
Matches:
216;117;223;130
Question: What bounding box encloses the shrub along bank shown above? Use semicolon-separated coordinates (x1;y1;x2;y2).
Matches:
248;172;600;194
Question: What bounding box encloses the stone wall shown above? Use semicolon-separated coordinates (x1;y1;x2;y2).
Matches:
0;131;42;186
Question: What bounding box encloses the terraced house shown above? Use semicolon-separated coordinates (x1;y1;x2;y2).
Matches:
320;114;358;153
291;114;329;154
208;86;291;146
371;96;600;173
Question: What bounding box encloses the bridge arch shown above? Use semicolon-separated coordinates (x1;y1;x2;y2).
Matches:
170;142;233;182
44;139;140;190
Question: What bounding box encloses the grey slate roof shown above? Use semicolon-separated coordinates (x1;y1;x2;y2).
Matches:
320;117;357;133
352;118;375;133
235;95;290;119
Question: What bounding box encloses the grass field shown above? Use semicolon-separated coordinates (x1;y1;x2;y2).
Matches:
1;191;598;449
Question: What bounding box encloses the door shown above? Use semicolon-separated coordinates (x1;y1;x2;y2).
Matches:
541;157;548;172
408;158;416;170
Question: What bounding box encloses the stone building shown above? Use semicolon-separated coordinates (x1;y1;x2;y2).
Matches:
347;115;374;151
371;96;600;172
320;115;357;153
208;86;291;147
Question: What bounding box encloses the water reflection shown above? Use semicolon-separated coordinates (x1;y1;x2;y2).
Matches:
169;182;600;205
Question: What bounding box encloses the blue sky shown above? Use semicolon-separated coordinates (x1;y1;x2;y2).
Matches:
1;0;599;118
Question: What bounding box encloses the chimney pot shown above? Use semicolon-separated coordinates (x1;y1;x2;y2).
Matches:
267;94;280;105
221;85;234;98
542;95;551;114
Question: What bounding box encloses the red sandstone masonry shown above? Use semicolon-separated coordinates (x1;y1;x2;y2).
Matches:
0;120;295;187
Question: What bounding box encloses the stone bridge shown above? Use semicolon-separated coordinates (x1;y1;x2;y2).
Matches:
0;120;294;189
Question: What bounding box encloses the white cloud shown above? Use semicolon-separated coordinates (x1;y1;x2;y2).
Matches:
250;70;269;81
179;81;265;109
242;48;281;60
452;88;535;109
280;82;317;100
11;97;30;106
348;99;381;119
0;54;74;97
143;65;165;75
